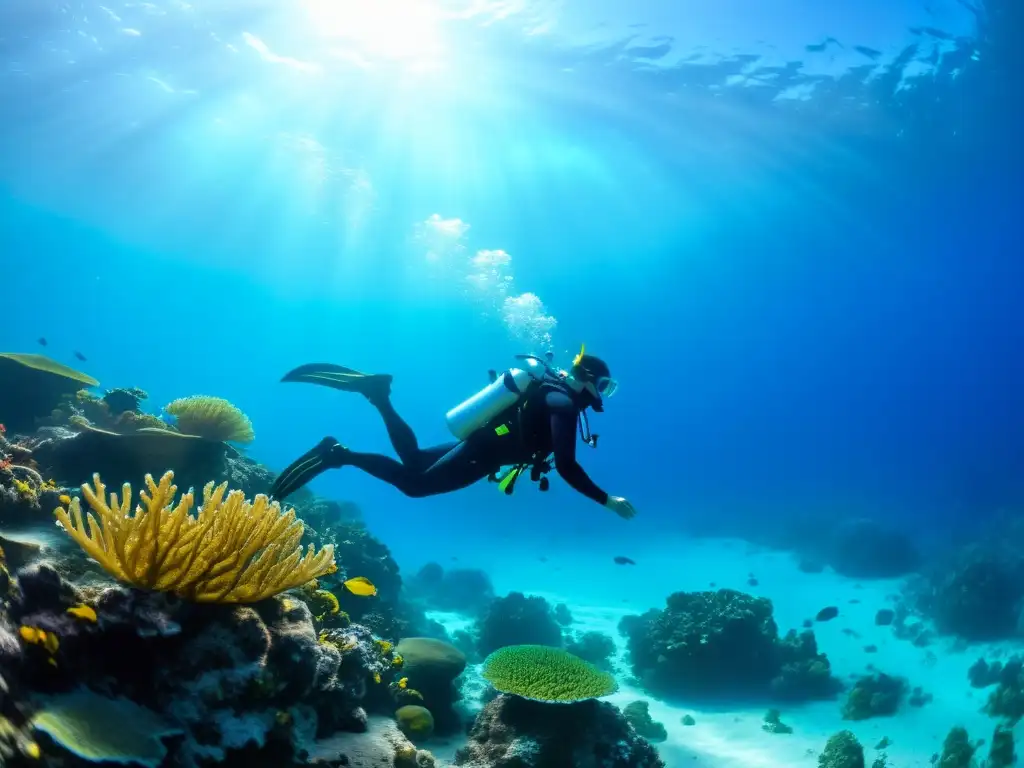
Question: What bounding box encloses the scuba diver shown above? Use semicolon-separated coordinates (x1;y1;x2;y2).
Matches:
268;346;637;520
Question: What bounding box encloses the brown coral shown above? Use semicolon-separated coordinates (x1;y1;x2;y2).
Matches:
54;471;335;603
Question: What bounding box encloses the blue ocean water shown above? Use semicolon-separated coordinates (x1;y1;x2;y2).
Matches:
1;0;1022;763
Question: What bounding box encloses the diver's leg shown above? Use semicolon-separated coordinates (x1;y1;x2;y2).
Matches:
346;440;494;498
269;437;348;501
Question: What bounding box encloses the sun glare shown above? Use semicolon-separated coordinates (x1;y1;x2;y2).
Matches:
301;0;445;62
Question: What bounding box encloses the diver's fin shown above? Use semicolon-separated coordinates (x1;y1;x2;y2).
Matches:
281;362;393;401
269;436;348;501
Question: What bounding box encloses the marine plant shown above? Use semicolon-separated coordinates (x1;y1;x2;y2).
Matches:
53;470;336;603
164;395;255;443
481;644;618;703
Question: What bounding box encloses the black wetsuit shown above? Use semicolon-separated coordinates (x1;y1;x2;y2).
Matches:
343;383;609;503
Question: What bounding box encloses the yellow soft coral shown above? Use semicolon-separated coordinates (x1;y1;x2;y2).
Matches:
53;471;335;603
164;395;255;443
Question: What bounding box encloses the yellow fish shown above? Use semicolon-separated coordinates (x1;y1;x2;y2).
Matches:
59;494;72;506
67;604;97;623
343;576;377;597
19;626;59;654
398;677;408;689
373;672;381;684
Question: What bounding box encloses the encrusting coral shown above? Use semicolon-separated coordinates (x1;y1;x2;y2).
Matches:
53;470;336;603
165;395;255;444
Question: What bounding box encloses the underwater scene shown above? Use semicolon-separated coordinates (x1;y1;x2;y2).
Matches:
1;0;1023;766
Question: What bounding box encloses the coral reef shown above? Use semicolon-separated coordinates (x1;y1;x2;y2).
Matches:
824;518;920;579
988;723;1016;767
904;544;1024;640
54;471;336;603
454;695;664;768
818;730;865;768
937;726;975;768
619;589;840;701
165;395;255;444
622;700;667;743
0;562;403;767
565;630;616;671
0;353;99;434
42;388;166;435
475;593;563;656
407;563;494;616
982;656;1024;720
762;708;793;734
841;674;907;721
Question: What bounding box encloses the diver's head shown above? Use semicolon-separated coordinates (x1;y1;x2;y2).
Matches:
567;346;618;410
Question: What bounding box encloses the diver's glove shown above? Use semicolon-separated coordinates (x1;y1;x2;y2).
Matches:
605;495;637;520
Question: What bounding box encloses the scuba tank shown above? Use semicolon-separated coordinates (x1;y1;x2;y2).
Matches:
445;355;549;440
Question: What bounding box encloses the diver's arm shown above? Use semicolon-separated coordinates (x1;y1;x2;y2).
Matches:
547;393;609;505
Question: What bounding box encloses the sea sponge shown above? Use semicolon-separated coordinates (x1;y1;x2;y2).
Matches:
165;395;255;443
481;644;618;703
395;705;434;740
53;470;336;603
30;689;181;767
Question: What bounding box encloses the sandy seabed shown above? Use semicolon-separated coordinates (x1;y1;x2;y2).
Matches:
423;536;1022;767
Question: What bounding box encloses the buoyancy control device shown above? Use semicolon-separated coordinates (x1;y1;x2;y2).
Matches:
444;352;599;495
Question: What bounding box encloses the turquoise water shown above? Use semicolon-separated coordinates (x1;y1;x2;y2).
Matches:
1;0;1022;765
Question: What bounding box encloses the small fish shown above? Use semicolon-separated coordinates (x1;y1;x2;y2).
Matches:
19;625;59;654
815;606;840;622
59;494;72;506
398;677;408;689
73;351;87;361
37;337;47;347
613;556;636;565
747;577;759;587
343;576;377;597
67;604;97;622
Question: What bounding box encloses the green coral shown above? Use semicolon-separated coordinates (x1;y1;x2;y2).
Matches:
818;730;865;768
395;705;434;740
481;645;618;703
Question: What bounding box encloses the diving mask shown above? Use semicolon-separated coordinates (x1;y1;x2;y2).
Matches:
594;375;618;398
